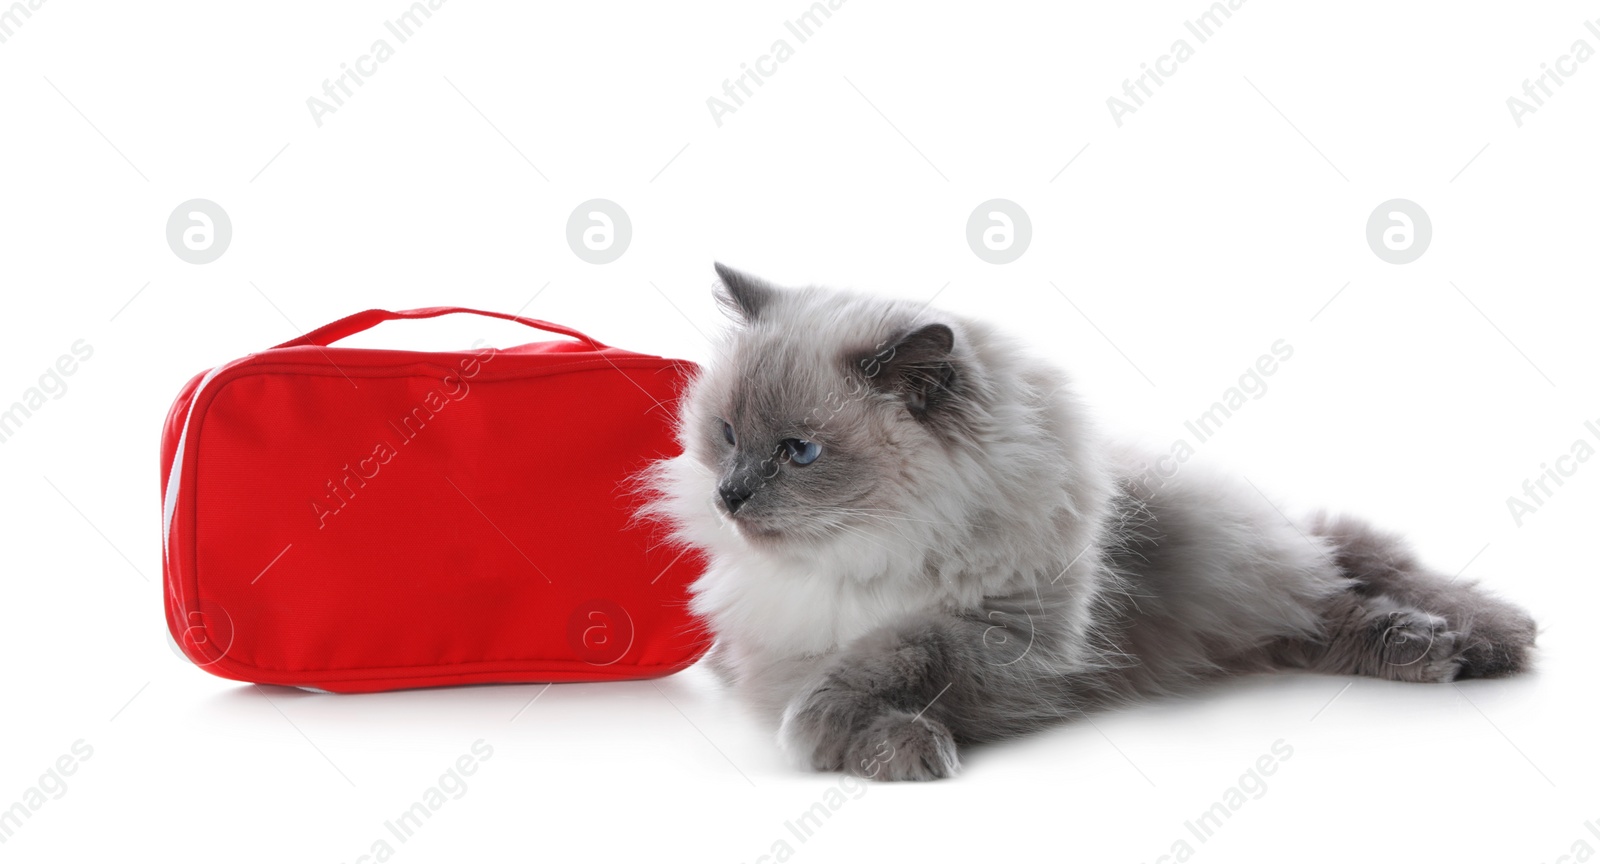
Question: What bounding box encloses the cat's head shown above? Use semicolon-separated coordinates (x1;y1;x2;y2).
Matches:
659;264;995;553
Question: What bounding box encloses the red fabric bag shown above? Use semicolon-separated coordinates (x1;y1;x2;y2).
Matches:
160;306;708;692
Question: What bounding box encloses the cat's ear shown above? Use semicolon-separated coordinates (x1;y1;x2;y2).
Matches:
861;322;958;417
713;262;776;322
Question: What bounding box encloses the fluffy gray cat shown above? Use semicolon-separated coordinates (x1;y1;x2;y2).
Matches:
640;264;1537;781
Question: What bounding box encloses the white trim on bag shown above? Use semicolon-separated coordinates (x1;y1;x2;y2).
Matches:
161;363;230;573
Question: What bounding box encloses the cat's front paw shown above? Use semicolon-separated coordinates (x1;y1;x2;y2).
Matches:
779;685;873;773
781;689;960;781
846;711;960;782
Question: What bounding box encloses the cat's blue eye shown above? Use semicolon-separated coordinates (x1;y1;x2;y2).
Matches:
782;438;821;466
722;421;736;446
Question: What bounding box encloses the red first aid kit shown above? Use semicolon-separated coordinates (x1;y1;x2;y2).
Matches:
160;306;709;693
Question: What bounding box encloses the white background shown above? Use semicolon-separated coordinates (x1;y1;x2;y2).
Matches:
2;1;1596;862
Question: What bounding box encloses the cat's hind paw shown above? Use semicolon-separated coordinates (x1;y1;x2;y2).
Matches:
1376;609;1462;683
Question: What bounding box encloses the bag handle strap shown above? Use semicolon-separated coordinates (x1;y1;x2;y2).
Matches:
273;306;606;350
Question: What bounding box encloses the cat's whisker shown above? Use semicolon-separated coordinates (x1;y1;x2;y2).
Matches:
829;507;971;529
827;510;925;547
826;518;914;564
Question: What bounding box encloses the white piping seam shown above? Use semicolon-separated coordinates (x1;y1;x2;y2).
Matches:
161;363;230;579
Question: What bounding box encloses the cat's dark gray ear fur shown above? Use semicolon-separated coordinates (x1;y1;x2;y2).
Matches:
713;262;776;322
861;322;959;418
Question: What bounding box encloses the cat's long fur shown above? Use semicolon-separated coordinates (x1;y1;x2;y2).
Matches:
639;265;1537;781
